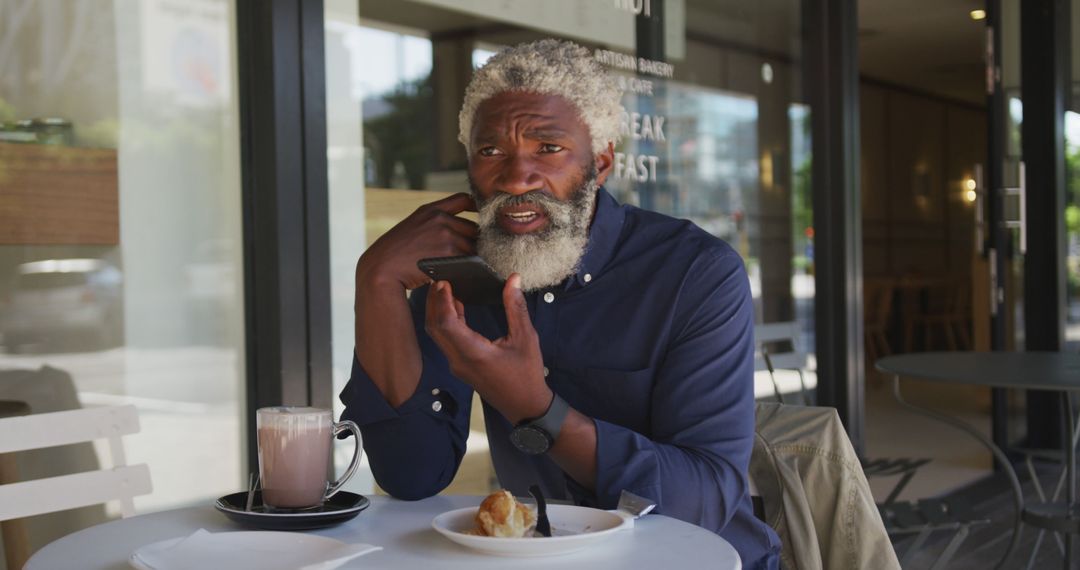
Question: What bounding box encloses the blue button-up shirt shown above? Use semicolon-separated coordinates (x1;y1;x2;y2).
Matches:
340;188;781;568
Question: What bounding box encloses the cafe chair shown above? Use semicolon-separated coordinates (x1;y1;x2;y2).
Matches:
0;366;113;570
860;456;932;506
876;495;991;569
0;405;152;569
749;402;900;570
1009;394;1080;568
863;279;896;368
903;280;972;352
754;321;812;405
0;400;32;570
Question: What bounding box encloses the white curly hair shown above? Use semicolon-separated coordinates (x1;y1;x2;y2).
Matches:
458;39;623;155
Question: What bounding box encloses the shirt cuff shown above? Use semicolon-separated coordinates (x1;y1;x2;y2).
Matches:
577;418;663;510
338;352;467;429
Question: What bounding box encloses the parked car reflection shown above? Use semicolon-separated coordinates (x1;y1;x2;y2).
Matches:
0;258;123;353
185;239;238;345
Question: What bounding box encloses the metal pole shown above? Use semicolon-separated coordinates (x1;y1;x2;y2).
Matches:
1065;395;1075;566
805;0;864;454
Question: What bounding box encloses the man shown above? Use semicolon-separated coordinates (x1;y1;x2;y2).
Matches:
340;39;781;568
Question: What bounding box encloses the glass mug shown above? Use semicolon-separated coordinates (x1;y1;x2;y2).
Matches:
256;407;362;509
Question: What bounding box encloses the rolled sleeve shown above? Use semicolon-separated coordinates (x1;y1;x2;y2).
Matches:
337;286;474;500
338;351;469;428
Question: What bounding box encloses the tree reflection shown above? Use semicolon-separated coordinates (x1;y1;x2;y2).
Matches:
364;74;433;190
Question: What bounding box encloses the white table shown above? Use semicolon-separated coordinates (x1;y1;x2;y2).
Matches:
25;494;742;569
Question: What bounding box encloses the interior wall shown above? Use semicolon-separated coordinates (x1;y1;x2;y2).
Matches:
861;83;986;281
861;84;890;277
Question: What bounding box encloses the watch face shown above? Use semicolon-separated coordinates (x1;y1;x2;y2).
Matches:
510;425;551;455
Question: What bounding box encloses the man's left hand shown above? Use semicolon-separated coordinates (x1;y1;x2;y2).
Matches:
424;274;553;424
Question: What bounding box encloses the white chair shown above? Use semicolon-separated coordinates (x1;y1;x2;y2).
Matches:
754;321;811;405
0;405;152;569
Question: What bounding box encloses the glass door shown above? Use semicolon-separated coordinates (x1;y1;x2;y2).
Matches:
988;0;1028;449
989;0;1077;451
997;0;1024;354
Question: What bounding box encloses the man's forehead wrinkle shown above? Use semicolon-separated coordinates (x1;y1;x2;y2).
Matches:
525;128;570;140
456;39;624;155
475;112;571;142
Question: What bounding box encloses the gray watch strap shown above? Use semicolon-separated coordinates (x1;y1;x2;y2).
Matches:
531;392;570;442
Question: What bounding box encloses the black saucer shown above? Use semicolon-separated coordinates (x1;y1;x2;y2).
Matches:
214;490;370;530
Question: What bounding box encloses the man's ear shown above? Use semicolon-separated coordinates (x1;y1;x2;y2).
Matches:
594;142;616;186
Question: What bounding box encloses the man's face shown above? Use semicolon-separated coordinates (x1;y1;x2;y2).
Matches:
468;92;606;231
467;92;612;291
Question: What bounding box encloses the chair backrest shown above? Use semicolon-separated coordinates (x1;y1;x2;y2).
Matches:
753;321;807;372
863;279;895;329
0;405;152;522
754;321;811;405
749;402;900;570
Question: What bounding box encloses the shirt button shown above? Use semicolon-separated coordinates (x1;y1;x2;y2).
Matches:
431;401;443;412
431;388;440;396
543;292;555;303
543;366;549;377
584;273;592;283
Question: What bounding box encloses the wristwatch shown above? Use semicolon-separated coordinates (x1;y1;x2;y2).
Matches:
509;392;569;455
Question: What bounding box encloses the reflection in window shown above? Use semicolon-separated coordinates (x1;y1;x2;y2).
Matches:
1066;111;1080;349
355;25;433;190
790;103;814;354
1008;96;1024;159
0;0;246;526
607;79;758;244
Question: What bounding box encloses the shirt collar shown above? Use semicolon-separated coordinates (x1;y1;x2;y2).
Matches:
567;186;625;289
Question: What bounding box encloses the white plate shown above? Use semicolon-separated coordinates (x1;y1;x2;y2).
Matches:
431;504;634;557
129;530;378;570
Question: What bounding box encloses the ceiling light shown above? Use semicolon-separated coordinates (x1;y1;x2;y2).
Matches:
965;189;978;203
970;9;986;21
964;178;977;191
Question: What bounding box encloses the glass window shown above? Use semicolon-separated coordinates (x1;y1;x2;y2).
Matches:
1066;0;1080;350
325;0;813;494
1067;112;1080;349
0;0;246;540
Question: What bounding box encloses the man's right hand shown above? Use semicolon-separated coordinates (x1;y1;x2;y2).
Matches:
354;192;479;408
355;193;479;291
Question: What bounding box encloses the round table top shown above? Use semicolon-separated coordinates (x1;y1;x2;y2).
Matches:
25;494;741;570
876;351;1080;391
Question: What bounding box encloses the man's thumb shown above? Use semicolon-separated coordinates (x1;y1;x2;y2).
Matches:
502;274;531;336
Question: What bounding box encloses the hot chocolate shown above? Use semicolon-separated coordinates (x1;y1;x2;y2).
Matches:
255;407;362;510
257;422;332;508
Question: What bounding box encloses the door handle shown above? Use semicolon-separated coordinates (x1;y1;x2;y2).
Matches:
974;163;985;255
1002;161;1026;254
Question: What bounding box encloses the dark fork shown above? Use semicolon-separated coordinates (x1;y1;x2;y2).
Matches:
528;484;551;537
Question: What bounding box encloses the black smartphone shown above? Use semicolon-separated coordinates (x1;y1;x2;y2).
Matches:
416;255;505;305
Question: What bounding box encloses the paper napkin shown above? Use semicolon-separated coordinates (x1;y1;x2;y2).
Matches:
130;528;381;570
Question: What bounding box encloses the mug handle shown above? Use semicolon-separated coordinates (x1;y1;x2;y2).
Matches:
325;420;363;500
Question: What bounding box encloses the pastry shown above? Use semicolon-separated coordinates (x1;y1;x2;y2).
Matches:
473;489;536;537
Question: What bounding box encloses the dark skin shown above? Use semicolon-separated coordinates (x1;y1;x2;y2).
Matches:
355;91;614;491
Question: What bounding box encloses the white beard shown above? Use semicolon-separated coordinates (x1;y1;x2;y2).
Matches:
475;172;598;292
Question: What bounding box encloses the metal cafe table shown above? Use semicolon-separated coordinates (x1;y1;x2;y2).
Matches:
24;494;742;569
877;351;1080;570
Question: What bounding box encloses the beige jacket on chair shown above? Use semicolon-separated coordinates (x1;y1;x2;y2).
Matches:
749;402;900;570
